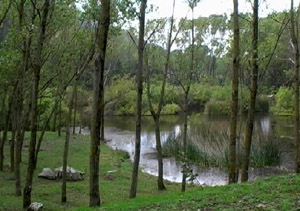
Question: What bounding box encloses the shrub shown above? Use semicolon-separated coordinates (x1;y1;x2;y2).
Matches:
271;87;294;115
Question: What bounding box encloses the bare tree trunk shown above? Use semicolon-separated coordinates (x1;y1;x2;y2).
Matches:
241;0;259;183
23;0;51;208
290;0;300;173
228;0;240;184
129;0;147;199
90;0;110;207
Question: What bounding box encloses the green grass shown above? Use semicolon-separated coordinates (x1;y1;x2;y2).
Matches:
0;132;181;210
0;132;299;210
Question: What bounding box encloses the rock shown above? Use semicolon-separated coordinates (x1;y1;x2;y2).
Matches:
28;202;43;211
38;168;56;180
54;166;85;181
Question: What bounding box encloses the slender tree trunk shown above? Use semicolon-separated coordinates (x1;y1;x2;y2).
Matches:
62;83;77;202
34;103;57;169
181;91;189;192
0;94;12;171
90;0;110;207
182;3;194;192
228;0;240;184
23;0;51;208
15;0;28;196
72;84;77;135
241;0;259;182
52;105;57;132
154;118;165;189
290;0;300;173
58;99;62;137
129;0;147;199
10;108;16;173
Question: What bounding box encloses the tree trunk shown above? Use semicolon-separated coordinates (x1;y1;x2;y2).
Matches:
129;0;147;199
290;0;300;173
181;92;189;192
154;118;165;190
15;0;28;196
89;0;110;207
72;84;77;135
52;104;57;132
34;103;57;169
62;83;77;202
228;0;240;184
58;99;62;137
0;94;12;171
23;0;51;208
241;0;259;183
10;108;16;173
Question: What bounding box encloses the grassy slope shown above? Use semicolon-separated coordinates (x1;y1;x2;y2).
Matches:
0;132;300;210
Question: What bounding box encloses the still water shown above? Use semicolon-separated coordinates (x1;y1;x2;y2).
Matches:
101;114;295;186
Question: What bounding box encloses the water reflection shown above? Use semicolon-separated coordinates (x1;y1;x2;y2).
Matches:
101;114;294;186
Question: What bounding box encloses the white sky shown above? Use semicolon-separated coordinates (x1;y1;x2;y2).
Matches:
148;0;300;19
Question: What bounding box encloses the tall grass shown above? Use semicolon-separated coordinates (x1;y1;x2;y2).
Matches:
162;122;282;168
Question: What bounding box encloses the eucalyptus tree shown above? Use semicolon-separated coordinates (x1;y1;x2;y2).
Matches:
23;0;52;207
129;0;147;199
90;0;111;206
228;0;240;184
241;0;259;183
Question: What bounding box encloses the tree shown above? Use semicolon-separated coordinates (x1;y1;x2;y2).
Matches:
290;0;300;173
181;0;200;192
145;0;179;191
23;0;51;208
90;0;111;206
228;0;240;184
241;0;259;182
129;0;147;199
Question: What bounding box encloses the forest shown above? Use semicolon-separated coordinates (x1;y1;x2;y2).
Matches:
1;0;300;210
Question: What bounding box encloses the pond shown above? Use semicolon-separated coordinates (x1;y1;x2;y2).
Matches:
85;114;296;186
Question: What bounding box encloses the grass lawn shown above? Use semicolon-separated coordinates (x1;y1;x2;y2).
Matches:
1;132;300;210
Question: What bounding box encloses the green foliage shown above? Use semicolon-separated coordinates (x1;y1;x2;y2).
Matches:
271;87;294;115
204;100;231;115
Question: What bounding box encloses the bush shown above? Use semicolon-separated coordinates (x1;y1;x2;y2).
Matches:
271;87;294;115
161;103;180;115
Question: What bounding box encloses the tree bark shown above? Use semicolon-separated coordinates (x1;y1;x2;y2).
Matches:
62;82;77;202
129;0;147;199
241;0;259;182
90;0;110;207
23;0;51;208
228;0;240;184
72;84;77;135
58;99;62;137
290;0;300;173
181;90;189;192
0;94;12;171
